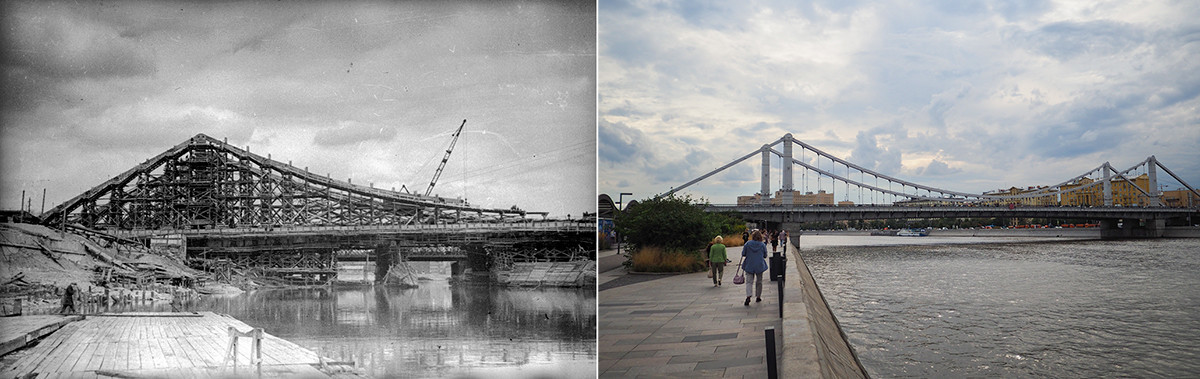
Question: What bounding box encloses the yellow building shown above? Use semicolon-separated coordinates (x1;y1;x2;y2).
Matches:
1162;189;1200;208
1060;174;1152;206
736;194;762;206
736;190;836;206
981;186;1056;206
786;190;834;206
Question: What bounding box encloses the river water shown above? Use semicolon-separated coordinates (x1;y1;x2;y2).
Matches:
22;278;596;378
799;235;1200;377
189;281;597;378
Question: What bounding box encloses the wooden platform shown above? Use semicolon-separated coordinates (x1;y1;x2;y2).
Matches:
1;315;84;357
0;312;329;378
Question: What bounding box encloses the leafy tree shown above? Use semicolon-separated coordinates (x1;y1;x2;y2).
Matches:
615;194;741;252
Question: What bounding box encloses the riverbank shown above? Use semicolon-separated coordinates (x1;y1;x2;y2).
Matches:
799;226;1200;239
801;228;1099;238
1;223;204;316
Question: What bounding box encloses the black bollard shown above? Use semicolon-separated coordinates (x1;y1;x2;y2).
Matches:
778;278;785;318
765;326;778;379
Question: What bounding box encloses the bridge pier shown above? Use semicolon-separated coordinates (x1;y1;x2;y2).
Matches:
450;260;470;276
1099;219;1166;239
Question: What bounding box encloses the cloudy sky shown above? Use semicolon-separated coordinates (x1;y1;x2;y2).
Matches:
599;0;1200;204
2;0;595;217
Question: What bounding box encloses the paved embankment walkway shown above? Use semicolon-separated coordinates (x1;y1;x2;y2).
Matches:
1;311;330;378
600;245;786;378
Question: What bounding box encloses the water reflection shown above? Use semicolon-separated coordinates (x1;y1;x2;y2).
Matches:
189;282;596;378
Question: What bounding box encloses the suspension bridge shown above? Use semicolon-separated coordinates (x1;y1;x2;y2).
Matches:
36;133;592;283
608;134;1200;239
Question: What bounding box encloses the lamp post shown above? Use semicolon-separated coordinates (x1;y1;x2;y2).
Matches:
616;192;633;257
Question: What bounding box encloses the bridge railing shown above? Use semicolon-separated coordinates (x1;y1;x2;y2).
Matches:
104;220;594;239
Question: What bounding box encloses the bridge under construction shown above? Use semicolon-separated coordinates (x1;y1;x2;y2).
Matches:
38;133;592;284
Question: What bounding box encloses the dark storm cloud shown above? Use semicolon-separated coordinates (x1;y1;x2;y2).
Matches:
598;119;650;165
650;149;715;184
847;125;904;176
2;4;157;80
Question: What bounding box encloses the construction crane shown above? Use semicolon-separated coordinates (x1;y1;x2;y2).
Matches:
426;119;467;197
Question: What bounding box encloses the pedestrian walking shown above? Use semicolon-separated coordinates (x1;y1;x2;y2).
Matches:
780;229;789;253
60;283;77;314
769;230;779;252
708;236;727;287
741;230;769;306
741;229;749;246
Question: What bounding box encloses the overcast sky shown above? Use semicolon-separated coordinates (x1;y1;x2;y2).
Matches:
2;0;595;217
599;0;1200;204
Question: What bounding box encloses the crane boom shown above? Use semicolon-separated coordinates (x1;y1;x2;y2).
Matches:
426;119;466;197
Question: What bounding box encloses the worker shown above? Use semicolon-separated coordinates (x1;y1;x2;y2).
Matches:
59;283;78;314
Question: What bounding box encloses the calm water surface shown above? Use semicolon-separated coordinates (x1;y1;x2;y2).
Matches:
191;281;597;378
800;236;1200;377
31;278;597;378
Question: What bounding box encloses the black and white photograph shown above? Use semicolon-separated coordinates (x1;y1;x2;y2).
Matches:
1;1;596;378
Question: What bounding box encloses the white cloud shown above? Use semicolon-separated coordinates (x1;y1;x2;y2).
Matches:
599;0;1200;203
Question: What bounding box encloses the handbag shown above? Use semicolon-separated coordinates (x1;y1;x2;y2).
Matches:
732;257;745;284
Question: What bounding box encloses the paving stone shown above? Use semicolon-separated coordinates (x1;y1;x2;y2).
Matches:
682;332;739;343
693;356;764;370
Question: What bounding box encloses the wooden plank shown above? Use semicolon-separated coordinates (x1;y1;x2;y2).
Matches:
33;322;83;374
65;317;104;373
66;329;100;373
161;330;188;369
82;340;108;372
156;335;178;369
178;336;213;368
145;332;165;370
11;320;72;375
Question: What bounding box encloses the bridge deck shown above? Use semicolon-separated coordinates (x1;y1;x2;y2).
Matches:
1;312;327;378
106;221;592;239
708;205;1199;223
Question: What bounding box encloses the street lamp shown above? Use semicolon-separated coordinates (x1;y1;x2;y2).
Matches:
616;192;633;257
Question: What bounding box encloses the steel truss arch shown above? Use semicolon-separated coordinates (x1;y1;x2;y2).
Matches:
42;134;548;231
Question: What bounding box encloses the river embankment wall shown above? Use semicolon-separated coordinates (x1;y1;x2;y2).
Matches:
804;227;1200;238
781;244;869;378
1164;226;1200;238
801;228;1099;238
